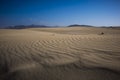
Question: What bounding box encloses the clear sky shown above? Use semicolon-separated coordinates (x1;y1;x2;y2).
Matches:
0;0;120;27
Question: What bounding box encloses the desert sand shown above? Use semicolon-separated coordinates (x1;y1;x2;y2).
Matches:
0;27;120;80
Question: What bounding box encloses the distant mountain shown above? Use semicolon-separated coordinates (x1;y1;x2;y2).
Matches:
67;24;94;27
105;26;120;30
100;26;120;29
5;25;49;29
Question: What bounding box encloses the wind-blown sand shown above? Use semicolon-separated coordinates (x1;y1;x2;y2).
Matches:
0;27;120;80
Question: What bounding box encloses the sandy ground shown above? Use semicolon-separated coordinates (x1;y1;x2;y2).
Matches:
0;27;120;80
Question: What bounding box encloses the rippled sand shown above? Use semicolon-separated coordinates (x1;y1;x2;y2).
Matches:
0;27;120;80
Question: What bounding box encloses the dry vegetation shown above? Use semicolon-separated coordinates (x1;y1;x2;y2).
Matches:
0;27;120;80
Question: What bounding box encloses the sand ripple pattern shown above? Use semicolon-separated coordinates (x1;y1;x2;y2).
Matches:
0;27;120;80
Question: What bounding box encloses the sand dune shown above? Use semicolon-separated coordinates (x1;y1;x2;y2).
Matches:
0;27;120;80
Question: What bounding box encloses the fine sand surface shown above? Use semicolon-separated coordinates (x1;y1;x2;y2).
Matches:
0;27;120;80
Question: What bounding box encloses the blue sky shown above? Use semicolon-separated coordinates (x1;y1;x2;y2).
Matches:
0;0;120;27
